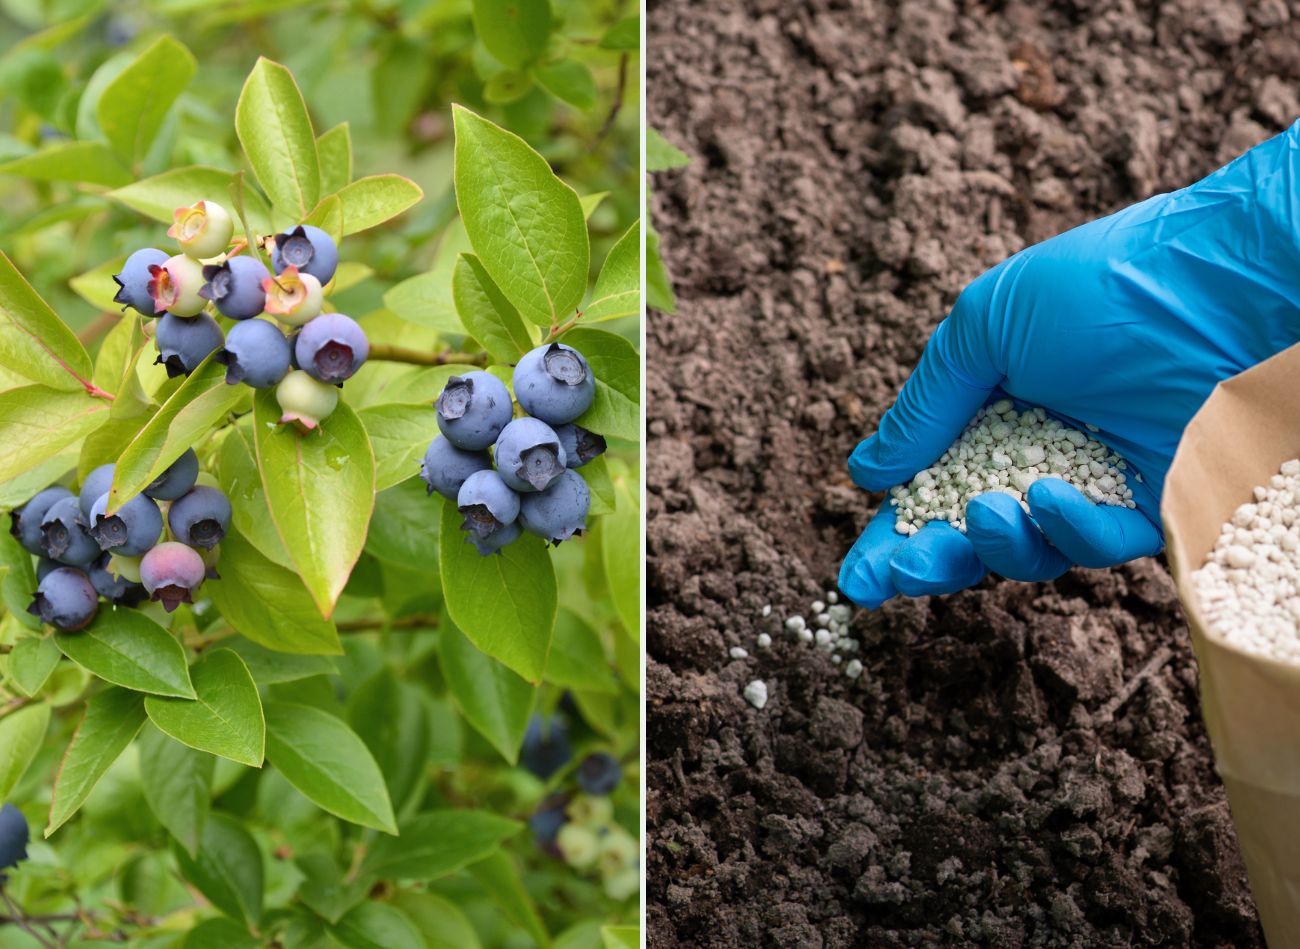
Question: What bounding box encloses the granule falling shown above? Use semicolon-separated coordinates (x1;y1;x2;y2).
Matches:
1192;458;1300;664
889;399;1135;535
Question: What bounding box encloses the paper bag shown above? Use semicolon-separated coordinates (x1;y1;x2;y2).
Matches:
1163;342;1300;947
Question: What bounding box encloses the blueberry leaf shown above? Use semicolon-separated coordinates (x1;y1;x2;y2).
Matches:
583;220;639;322
6;634;60;695
335;174;423;235
546;607;618;695
173;812;264;927
601;461;641;642
471;0;552;70
47;686;147;836
0;528;39;630
55;610;196;699
366;477;441;564
599;14;639;50
96;36;197;164
360;809;521;881
235;57;320;220
144;648;265;767
0;386;110;484
386;892;481;949
317;122;353;195
109;166;273;232
0;251;94;391
137;724;213;858
215;423;294;570
329;903;425;949
602;926;640;949
452;253;535;362
467;850;548;945
357;403;440;492
561;327;639;441
0;701;49;800
303;193;343;246
383;221;471;334
534;60;597;111
346;667;431;813
439;618;535;763
0;141;131;188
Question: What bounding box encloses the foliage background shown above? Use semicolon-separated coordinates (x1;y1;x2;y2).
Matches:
0;1;640;946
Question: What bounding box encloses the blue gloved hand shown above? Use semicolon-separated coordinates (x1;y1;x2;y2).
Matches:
840;120;1300;609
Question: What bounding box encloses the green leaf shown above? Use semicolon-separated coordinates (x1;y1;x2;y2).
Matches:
0;448;76;513
235;57;320;219
137;725;213;858
184;918;260;949
388;892;482;949
70;255;127;313
335;175;423;235
0;529;38;631
362;809;520;881
472;0;552;69
264;702;396;834
578;454;615;516
0;141;131;187
579;192;608;220
6;635;60;696
92;312;145;399
331;902;424;949
546;608;616;694
47;686;146;836
438;497;556;683
604;466;640;641
0;386;108;484
584;220;639;322
216;425;293;569
647;127;691;171
207;529;343;656
252;391;375;618
347;669;430;813
221;637;338;685
108;355;245;512
295;852;368;924
602;927;639;949
439;620;534;763
483;70;534;105
317;123;352;195
467;849;549;945
453;105;588;327
0;251;94;391
452;254;534;362
174;813;264;927
357;403;440;492
535;60;597;110
144;649;265;767
646;225;676;314
366;478;441;565
0;701;49;799
107;166;238;224
563;327;639;440
600;14;639;50
303;193;343;246
97;36;196;163
55;611;195;698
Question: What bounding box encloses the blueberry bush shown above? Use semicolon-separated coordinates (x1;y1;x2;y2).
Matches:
0;4;640;947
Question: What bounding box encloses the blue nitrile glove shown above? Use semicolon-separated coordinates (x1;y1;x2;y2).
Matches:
840;120;1300;609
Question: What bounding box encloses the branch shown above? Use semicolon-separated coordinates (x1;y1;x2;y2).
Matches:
337;614;439;633
76;311;120;346
596;53;630;145
368;344;488;367
0;892;57;949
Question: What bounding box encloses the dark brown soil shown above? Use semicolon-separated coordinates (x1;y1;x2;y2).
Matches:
646;1;1300;945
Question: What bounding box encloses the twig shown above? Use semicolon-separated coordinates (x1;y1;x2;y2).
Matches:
76;311;119;346
0;891;57;949
596;53;630;145
368;344;488;367
337;614;439;633
545;311;583;343
1096;646;1173;724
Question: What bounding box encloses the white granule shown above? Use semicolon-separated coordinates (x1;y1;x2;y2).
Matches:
1193;458;1300;664
889;399;1135;536
743;679;768;709
756;633;772;649
729;647;749;659
845;659;863;679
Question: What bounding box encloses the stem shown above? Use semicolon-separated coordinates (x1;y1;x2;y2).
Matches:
368;344;487;367
0;892;57;949
76;311;119;346
596;53;630;145
337;614;439;633
546;311;583;342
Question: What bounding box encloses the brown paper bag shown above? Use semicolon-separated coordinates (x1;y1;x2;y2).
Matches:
1163;342;1300;947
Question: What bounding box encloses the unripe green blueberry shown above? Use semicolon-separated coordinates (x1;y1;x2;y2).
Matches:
168;200;233;259
108;553;143;584
556;822;599;871
567;794;614;828
261;265;323;326
595;826;639;878
148;254;208;317
276;369;339;432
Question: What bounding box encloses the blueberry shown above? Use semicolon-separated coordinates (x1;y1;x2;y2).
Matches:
530;794;569;850
435;371;513;451
468;520;521;557
88;553;146;606
520;715;571;780
494;417;567;493
9;486;73;556
457;469;520;539
217;318;291;388
35;557;58;581
140;541;207;613
155;313;224;378
167;200;233;260
39;496;100;566
261;265;323;327
112;248;169;317
276;369;339;432
512;343;596;425
419;436;491;501
144;449;199;501
271;225;338;285
27;566;98;631
88;492;162;557
168;486;231;551
199;255;269;320
79;463;115;519
576;752;621;796
0;803;29;875
518;469;590;545
553;423;607;469
148;254;208;317
295;313;368;384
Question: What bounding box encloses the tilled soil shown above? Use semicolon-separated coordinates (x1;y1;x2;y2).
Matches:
646;1;1300;945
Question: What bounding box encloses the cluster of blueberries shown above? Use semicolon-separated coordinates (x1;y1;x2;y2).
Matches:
0;803;26;883
113;200;366;431
420;342;603;555
521;716;638;900
10;449;230;631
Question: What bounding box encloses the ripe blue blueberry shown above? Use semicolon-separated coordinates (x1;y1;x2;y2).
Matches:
577;752;621;796
155;313;224;378
200;255;270;320
420;436;491;501
295;313;368;384
168;486;231;550
530;794;569;850
512;343;596;425
79;464;115;519
518;469;590;545
217;318;291;388
168;200;233;259
36;557;58;581
457;469;520;539
9;486;73;556
144;449;199;501
27;566;98;631
88;553;146;606
520;715;572;780
272;225;338;285
148;254;208;317
112;248;169;317
468;520;521;557
88;491;162;557
553;423;607;469
435;371;514;451
39;496;100;566
494;417;568;493
140;541;207;613
0;803;29;876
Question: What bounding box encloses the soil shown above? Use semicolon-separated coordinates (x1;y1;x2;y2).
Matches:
646;1;1300;946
